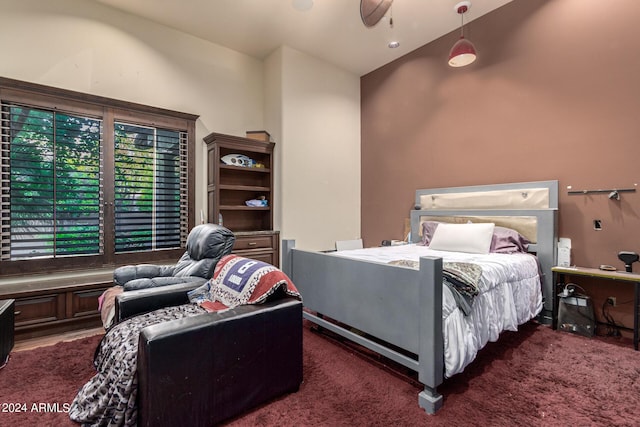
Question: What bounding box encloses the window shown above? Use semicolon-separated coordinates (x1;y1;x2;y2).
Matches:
0;78;196;275
3;104;103;260
114;123;187;252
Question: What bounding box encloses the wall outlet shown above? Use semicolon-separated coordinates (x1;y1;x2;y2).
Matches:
606;296;617;307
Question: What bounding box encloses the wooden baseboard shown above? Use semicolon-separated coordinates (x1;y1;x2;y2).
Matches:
13;326;104;352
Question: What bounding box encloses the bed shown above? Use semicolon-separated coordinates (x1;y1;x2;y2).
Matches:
282;180;558;414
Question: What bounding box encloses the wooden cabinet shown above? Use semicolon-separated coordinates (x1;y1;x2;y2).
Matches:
13;285;110;339
204;132;274;232
0;269;113;340
233;231;280;267
14;293;66;327
204;132;279;267
14;283;112;339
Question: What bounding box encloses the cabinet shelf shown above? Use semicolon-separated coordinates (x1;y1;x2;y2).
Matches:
220;205;270;211
219;184;270;192
220;164;271;173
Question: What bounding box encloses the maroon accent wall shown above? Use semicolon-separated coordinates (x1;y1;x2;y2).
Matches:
361;0;640;329
362;0;639;265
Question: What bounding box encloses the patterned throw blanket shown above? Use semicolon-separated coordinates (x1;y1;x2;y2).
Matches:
69;255;299;427
387;260;483;315
69;304;206;427
187;254;300;310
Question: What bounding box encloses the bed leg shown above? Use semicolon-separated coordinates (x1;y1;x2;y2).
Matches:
418;386;443;415
281;239;295;278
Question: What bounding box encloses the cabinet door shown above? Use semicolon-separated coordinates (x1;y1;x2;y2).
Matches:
69;287;108;318
14;294;65;327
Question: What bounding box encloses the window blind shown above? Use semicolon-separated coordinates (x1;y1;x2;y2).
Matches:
114;122;187;253
0;103;103;260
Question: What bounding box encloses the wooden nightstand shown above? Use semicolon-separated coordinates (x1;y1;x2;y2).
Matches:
552;266;640;350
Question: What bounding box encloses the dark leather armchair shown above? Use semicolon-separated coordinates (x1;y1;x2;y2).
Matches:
114;223;235;291
114;281;303;427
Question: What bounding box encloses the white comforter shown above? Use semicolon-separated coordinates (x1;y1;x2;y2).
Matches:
332;244;543;377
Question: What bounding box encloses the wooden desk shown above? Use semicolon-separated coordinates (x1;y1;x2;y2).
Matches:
552;266;640;350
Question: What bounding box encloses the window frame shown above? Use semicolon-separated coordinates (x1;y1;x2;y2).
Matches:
0;77;197;277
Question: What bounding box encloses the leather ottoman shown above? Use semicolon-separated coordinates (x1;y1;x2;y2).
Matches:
0;299;15;367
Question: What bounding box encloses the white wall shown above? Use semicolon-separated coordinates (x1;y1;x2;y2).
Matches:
264;49;284;234
0;0;265;222
266;46;361;251
1;0;361;251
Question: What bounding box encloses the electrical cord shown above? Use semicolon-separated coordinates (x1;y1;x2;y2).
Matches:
601;299;622;337
0;354;9;370
562;283;587;296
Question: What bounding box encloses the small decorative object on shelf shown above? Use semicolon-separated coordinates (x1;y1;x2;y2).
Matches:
245;197;268;207
245;130;271;142
221;153;255;167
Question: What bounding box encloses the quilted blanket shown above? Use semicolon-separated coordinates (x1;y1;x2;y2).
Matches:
387;260;482;315
187;254;300;311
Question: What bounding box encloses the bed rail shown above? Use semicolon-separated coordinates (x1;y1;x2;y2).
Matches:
282;239;445;414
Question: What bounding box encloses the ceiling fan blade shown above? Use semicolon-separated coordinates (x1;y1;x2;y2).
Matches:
360;0;393;28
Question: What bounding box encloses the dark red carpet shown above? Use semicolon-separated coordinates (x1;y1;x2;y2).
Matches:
1;322;638;426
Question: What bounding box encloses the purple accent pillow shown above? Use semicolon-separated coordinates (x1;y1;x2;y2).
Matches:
421;221;441;245
490;226;530;253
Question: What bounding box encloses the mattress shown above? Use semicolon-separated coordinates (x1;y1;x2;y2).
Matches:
331;244;543;377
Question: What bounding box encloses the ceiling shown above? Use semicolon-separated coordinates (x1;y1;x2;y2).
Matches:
95;0;512;76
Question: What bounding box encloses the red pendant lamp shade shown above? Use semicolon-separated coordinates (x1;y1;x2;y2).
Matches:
448;36;477;67
448;1;477;67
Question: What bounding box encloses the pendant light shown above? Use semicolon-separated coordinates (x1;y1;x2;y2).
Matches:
448;1;477;67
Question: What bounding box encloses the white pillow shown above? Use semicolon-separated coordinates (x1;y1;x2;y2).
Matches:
428;223;495;254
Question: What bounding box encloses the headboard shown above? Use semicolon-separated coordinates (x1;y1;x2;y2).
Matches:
409;180;558;323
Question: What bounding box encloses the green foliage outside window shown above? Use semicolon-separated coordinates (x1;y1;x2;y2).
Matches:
114;123;182;252
8;106;101;259
6;105;183;260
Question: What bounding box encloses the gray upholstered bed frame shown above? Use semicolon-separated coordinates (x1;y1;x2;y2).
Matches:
282;180;558;414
